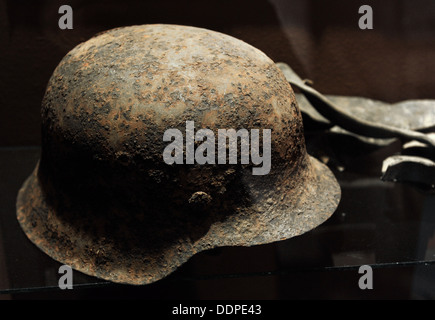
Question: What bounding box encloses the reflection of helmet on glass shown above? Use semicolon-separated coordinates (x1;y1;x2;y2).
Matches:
16;24;341;285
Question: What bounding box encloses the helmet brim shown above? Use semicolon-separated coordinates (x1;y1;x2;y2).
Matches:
16;155;340;285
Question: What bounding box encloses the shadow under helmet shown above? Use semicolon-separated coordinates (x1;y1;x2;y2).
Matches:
16;24;341;285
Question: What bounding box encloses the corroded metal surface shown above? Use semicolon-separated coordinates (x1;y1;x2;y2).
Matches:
295;93;435;132
278;62;435;148
279;62;435;190
381;136;435;192
381;155;435;191
16;24;341;285
329;97;435;132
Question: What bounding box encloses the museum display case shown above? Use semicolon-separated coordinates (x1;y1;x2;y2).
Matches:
1;0;434;300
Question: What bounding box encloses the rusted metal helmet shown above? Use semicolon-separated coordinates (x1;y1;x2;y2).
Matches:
16;24;341;285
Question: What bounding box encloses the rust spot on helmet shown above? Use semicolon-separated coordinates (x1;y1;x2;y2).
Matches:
16;24;340;285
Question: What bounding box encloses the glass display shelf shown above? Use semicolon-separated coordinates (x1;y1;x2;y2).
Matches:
1;130;434;298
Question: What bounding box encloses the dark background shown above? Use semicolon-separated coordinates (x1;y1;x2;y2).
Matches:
1;0;435;300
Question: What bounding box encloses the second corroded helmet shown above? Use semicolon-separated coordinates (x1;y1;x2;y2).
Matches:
17;24;341;285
